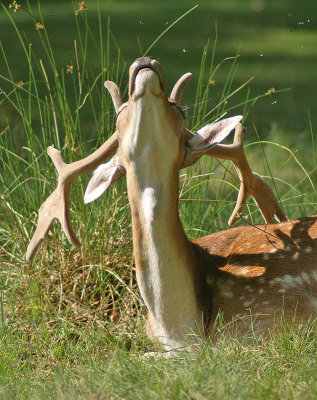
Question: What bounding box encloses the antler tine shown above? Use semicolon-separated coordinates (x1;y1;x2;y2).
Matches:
26;133;118;261
169;73;193;105
206;123;287;226
104;81;123;113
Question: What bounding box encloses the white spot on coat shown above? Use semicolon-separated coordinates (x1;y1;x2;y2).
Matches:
243;300;254;308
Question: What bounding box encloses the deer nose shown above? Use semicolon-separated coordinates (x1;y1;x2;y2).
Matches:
134;57;155;66
130;57;158;74
129;58;166;97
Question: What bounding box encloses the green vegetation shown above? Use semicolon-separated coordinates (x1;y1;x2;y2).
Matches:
1;321;316;399
1;0;317;132
0;1;316;398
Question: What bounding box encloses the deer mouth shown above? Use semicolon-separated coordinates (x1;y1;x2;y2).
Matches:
129;57;166;97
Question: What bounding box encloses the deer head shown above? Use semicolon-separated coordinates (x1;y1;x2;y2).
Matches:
84;57;287;222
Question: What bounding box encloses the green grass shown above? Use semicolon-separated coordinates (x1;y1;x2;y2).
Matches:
0;1;316;399
0;319;316;399
1;0;317;133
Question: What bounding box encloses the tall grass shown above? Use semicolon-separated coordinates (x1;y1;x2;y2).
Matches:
0;2;316;398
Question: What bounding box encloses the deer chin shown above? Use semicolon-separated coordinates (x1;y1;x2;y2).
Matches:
133;68;162;99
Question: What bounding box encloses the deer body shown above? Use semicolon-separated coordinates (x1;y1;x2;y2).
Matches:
193;217;317;335
26;57;317;351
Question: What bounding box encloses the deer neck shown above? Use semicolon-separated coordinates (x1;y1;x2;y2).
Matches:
123;98;204;349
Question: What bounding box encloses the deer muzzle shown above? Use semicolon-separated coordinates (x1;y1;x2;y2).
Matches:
129;57;166;97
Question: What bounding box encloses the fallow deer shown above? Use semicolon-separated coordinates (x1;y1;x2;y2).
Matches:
26;57;317;352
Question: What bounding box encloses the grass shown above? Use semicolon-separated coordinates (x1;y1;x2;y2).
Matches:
0;1;316;399
1;0;317;133
0;319;316;399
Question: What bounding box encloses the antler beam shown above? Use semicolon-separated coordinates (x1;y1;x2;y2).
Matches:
206;123;287;225
104;81;123;113
169;73;193;105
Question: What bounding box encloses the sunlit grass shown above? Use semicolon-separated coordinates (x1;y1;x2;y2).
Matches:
0;318;316;399
0;1;316;399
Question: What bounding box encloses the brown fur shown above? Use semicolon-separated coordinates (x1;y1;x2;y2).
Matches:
191;216;317;335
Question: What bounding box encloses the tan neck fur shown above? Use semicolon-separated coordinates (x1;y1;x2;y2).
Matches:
121;91;204;349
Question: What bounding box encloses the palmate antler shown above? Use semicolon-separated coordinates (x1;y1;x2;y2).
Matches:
172;73;287;225
205;123;287;225
26;81;123;261
26;134;118;261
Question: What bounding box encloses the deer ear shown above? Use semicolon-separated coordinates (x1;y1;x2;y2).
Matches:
84;155;125;204
182;115;243;167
